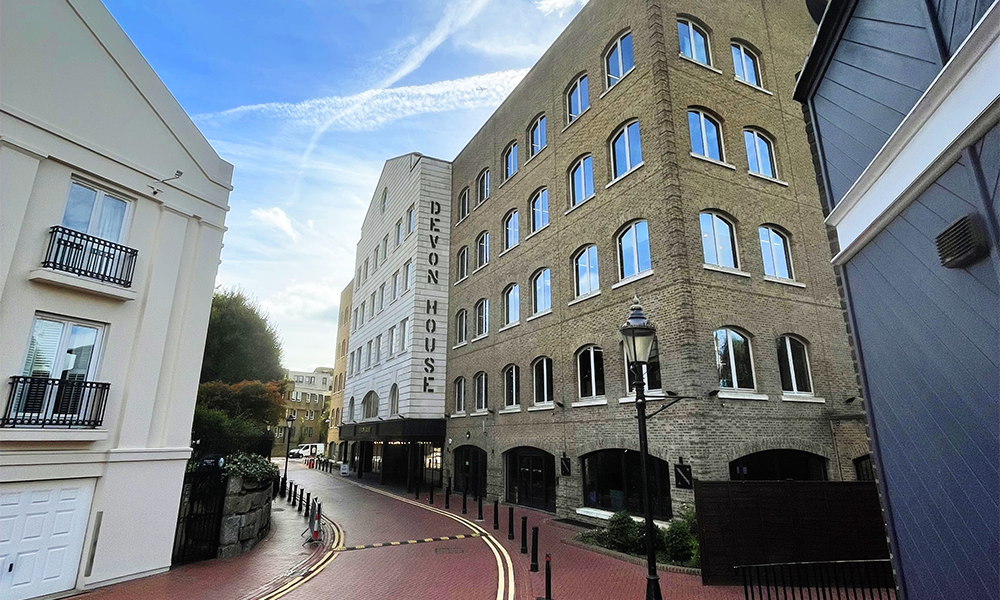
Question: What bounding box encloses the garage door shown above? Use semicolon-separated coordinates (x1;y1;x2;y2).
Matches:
0;479;95;600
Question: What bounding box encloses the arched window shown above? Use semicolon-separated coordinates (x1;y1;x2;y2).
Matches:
688;109;723;161
475;298;489;337
458;188;470;221
454;377;466;413
504;210;519;250
678;18;711;65
532;269;551;314
574;245;600;297
348;397;355;422
582;449;672;518
457;246;469;280
758;226;792;279
381;188;388;214
606;32;634;88
504;142;518;180
532;357;554;405
476;231;490;268
530;115;547;157
531;189;549;232
389;384;399;415
455;309;468;344
362;391;380;419
744;129;776;178
503;284;520;325
713;328;756;390
577;345;605;399
570;156;595;206
700;212;738;269
503;364;520;408
730;450;827;481
617;221;651;280
474;371;488;411
477;169;490;204
731;42;761;87
777;335;813;395
610;121;643;179
567;74;589;123
624;337;662;393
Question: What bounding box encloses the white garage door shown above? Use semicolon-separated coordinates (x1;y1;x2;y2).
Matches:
0;479;95;600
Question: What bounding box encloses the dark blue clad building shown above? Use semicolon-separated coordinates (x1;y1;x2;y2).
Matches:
794;1;999;598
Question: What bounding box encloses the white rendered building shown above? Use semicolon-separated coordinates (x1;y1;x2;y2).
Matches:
340;153;451;488
0;1;232;597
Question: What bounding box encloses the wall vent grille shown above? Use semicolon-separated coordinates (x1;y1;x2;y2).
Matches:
935;213;990;269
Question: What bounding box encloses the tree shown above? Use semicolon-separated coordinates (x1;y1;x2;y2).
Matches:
190;380;287;459
200;287;284;384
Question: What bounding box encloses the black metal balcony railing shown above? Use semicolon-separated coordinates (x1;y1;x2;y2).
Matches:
42;226;138;287
2;376;110;428
736;560;897;599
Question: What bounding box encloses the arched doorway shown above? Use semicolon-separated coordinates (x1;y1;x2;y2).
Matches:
581;449;672;519
505;447;556;512
453;445;487;497
729;449;828;481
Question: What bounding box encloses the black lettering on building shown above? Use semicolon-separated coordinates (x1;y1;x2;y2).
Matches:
427;269;439;284
423;376;435;393
430;217;441;232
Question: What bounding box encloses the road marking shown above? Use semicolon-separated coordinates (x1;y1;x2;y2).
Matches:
253;518;344;600
337;533;483;551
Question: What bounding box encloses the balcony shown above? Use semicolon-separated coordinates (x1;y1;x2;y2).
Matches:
2;376;110;428
42;226;138;288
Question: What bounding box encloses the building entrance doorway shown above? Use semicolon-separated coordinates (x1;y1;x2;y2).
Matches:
454;445;487;497
505;447;556;512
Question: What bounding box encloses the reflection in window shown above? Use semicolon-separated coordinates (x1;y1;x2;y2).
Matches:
454;378;466;413
577;345;605;399
504;211;519;250
678;19;710;65
744;129;776;178
583;449;672;519
570;156;595;206
532;269;551;314
475;371;488;410
532;357;554;405
606;32;634;88
618;221;651;279
530;116;547;157
503;365;520;408
688;110;723;161
611;121;643;179
777;335;813;394
574;245;600;297
714;328;755;390
567;75;590;123
759;226;791;279
475;299;489;337
504;143;519;180
700;212;738;268
731;43;761;87
531;189;549;231
503;284;520;325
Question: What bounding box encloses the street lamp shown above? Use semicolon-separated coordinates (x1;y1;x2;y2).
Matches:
282;413;294;497
618;296;663;600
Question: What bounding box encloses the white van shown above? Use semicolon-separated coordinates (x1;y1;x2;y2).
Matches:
294;443;324;457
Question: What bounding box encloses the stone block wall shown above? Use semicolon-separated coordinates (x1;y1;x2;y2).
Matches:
217;476;273;559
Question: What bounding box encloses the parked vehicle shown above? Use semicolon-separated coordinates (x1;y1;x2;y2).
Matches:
289;443;323;459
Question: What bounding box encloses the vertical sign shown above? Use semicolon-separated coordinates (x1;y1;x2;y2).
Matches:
422;200;443;393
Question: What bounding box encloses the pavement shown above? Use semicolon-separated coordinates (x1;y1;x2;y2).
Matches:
79;460;744;599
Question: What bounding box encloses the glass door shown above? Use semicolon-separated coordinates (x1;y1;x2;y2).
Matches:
18;316;102;420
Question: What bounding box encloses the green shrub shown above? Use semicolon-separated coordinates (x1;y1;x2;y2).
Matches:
677;503;697;534
607;511;642;554
223;451;279;482
663;519;695;563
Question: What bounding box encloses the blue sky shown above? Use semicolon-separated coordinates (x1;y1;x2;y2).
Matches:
103;0;588;371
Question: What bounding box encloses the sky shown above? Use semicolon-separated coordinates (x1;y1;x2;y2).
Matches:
103;0;589;371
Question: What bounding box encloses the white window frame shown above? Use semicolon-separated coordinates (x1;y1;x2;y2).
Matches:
365;340;373;369
369;292;376;319
503;284;520;325
621;340;662;395
574;245;600;297
374;334;382;364
567;75;589;123
407;204;416;235
457;246;469;280
61;180;133;244
504;210;519;250
503;142;518;180
744;129;777;178
689;109;725;161
701;212;740;269
389;384;399;415
678;18;712;65
530;115;547;157
503;365;520;408
476;232;490;269
731;42;761;87
456;310;468;344
532;357;553;406
532;269;551;314
477;170;490;204
577;345;605;399
475;371;488;411
387;326;396;357
455;378;466;413
404;261;414;291
779;335;814;395
759;225;793;279
381;188;388;213
570;156;595;206
475;299;489;337
395;220;403;247
399;318;409;352
605;32;635;89
19;314;106;394
714;327;757;391
531;189;549;232
610;120;643;181
617;220;651;280
459;188;470;221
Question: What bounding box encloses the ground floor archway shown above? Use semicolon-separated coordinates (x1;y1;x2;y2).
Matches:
729;449;828;481
504;447;556;512
581;448;672;519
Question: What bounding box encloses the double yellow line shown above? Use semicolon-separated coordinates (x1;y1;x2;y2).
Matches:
252;518;345;600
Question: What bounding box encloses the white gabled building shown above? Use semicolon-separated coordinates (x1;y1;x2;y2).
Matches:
340;153;451;489
0;1;232;598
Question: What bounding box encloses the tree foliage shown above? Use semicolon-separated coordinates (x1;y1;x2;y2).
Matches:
190;380;287;459
200;287;284;384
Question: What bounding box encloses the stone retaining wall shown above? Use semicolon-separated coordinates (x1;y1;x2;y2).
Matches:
218;475;273;559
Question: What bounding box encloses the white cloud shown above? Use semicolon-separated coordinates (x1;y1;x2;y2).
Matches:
249;207;299;242
534;0;588;16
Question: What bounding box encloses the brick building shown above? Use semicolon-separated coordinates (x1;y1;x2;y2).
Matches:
272;367;331;454
327;280;352;460
441;0;869;521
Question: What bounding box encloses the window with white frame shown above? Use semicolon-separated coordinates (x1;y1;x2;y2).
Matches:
531;189;549;231
503;284;520;325
365;340;373;368
478;170;491;204
395;220;403;246
454;377;466;413
392;271;400;300
476;232;490;269
577;345;605;399
503;143;518;180
387;326;396;356
503;365;520;408
378;284;385;311
475;299;489;337
700;212;738;269
504;210;519;250
688;109;724;161
363;391;379;419
352;308;359;331
457;246;469;280
678;18;711;65
458;188;470;221
19;314;104;421
777;335;813;394
399;318;409;351
381;188;388;213
348;351;355;376
407;204;416;234
532;269;551;314
574;245;600;297
567;75;589;123
713;328;756;390
456;310;468;344
372;248;379;272
359;302;366;327
475;371;488;411
530;116;547;157
348;398;355;421
759;226;792;279
381;235;388;261
610;121;643;180
404;261;413;291
532;357;554;405
606;32;635;88
618;220;651;279
570;156;595;206
744;129;776;178
389;384;399;415
369;292;376;319
623;338;662;394
363;259;369;282
62;181;130;243
374;335;382;363
731;42;761;87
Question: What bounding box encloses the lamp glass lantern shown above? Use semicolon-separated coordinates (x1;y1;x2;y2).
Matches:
618;295;657;365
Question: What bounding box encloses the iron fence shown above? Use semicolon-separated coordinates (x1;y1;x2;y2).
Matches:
736;559;897;599
43;225;138;287
2;376;110;428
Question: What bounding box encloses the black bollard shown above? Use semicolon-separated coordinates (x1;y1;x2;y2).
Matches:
530;526;539;572
545;553;552;600
289;483;295;504
508;506;515;540
445;485;451;509
297;489;302;512
462;488;468;514
280;476;286;498
477;493;484;521
306;493;311;518
415;479;421;500
493;499;499;530
520;516;528;554
429;483;435;505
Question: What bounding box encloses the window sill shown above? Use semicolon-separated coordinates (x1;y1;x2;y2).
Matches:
703;263;751;278
735;77;773;96
782;394;826;403
528;404;555;412
524;146;547;166
453;342;468;350
526;309;552;322
499;407;521;415
471;334;489;343
678;53;722;74
618;391;666;404
562;107;590;133
499;244;518;258
456;215;468;226
572;397;608;408
498;322;520;333
568;290;601;306
605;162;644;189
29;268;137;302
0;428;109;443
690;153;736;170
472;263;490;274
498;172;518;189
471;410;489;417
525;224;549;240
717;390;768;401
575;507;671;530
599;67;635;99
564;194;596;216
454;276;468;286
611;270;654;290
748;171;789;187
763;275;805;288
474;199;488;210
449;413;467;419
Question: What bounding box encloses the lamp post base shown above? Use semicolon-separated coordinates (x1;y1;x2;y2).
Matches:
646;575;663;600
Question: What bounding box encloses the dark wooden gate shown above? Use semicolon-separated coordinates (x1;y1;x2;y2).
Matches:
172;464;226;564
694;480;890;585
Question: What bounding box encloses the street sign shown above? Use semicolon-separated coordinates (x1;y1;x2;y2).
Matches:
560;457;571;476
674;464;693;489
340;463;350;476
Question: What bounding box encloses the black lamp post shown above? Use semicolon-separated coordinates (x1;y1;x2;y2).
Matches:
618;296;662;600
283;413;295;494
